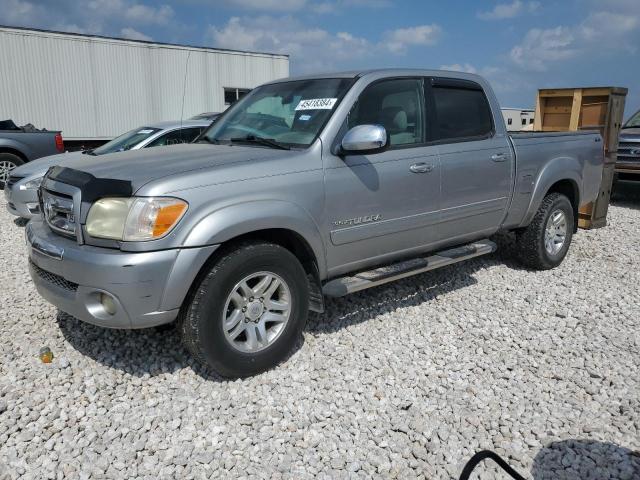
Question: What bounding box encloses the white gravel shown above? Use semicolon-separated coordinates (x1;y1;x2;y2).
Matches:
1;184;639;480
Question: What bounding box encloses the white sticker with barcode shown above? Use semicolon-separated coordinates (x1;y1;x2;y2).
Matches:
295;98;337;110
137;129;154;134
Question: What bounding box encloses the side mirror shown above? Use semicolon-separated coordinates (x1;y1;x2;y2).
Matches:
341;124;387;154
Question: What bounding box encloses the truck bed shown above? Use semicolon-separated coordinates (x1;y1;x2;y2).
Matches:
509;130;600;140
504;130;603;228
0;129;63;162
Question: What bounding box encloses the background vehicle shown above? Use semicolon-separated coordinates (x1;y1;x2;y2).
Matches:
25;69;604;377
190;112;221;122
0;26;288;149
616;109;640;181
0;120;64;189
5;119;210;218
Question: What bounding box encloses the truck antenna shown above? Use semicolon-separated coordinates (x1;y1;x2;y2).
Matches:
180;50;192;135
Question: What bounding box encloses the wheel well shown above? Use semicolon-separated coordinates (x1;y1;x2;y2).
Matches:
179;228;323;320
190;228;320;290
0;147;28;163
226;228;319;273
547;179;579;231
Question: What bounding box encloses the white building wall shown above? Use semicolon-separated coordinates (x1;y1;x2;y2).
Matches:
0;27;289;139
502;108;535;132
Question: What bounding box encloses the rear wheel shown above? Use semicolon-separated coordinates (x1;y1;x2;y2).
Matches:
516;192;574;270
0;153;24;190
180;242;309;377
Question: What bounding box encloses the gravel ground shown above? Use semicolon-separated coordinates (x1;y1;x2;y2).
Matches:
1;184;639;480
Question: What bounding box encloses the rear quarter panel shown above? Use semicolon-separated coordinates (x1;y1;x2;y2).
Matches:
504;131;603;228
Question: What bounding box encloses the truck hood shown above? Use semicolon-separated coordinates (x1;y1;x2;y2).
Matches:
12;151;85;178
45;143;290;191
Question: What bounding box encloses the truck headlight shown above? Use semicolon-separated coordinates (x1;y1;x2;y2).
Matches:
19;177;43;190
86;197;188;241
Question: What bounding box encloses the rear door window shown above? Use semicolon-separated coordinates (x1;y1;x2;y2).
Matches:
431;82;493;141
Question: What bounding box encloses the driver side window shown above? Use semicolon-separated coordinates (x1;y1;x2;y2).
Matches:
348;78;425;147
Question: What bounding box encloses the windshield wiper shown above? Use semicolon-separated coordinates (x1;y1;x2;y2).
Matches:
82;149;96;156
228;135;290;150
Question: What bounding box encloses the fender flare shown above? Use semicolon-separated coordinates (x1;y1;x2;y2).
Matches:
182;199;327;278
0;139;31;161
520;156;582;228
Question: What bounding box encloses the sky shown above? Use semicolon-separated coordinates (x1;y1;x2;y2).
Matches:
2;0;640;115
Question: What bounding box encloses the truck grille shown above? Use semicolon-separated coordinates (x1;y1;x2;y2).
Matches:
618;140;640;164
7;174;24;189
29;260;78;292
40;189;77;238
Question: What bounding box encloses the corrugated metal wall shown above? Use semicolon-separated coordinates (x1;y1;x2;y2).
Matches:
0;27;289;139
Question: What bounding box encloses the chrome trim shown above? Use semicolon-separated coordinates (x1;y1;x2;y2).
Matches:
41;189;76;237
341;124;387;152
39;177;85;244
409;162;434;173
26;223;64;260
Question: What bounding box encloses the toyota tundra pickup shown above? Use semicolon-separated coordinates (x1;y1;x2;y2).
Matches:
25;69;604;377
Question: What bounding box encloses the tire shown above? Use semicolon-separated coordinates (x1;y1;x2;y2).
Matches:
0;153;24;190
180;242;309;377
516;192;574;270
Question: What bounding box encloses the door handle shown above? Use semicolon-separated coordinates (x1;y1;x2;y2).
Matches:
409;163;434;173
491;153;508;162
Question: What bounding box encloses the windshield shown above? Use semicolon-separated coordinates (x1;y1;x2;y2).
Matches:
624;109;640;128
203;78;353;148
92;127;162;155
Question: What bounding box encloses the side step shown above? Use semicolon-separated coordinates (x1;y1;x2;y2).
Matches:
322;239;496;297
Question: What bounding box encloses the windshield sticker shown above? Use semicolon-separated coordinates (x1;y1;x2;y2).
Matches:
295;98;337;110
299;114;312;121
137;129;154;134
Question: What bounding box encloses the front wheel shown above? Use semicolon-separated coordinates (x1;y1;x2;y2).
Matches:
0;153;24;190
515;192;574;270
180;242;309;377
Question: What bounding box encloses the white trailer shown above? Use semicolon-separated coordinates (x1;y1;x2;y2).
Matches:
0;26;289;147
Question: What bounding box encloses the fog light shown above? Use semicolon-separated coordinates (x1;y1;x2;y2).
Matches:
100;293;117;315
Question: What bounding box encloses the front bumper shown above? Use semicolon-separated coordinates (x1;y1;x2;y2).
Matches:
26;220;218;329
4;183;40;218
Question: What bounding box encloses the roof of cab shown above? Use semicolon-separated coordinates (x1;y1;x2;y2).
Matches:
264;68;486;85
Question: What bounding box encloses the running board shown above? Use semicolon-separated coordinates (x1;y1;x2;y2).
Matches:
322;239;496;297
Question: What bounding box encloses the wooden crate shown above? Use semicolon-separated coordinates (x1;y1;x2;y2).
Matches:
534;87;627;228
534;87;627;156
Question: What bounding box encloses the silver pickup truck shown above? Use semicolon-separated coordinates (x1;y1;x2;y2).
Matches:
25;69;604;377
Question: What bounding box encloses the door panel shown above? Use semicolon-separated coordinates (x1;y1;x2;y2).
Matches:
438;137;512;237
430;80;513;239
324;147;440;275
323;77;442;276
